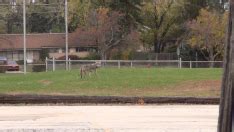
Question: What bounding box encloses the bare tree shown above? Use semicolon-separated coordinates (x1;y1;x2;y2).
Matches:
78;8;123;60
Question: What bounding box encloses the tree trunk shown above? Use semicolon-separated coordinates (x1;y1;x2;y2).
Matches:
209;54;215;68
210;60;215;68
7;20;12;34
218;1;234;131
101;52;106;60
154;35;159;53
154;42;158;53
160;42;165;53
157;41;162;53
100;52;107;67
154;40;161;53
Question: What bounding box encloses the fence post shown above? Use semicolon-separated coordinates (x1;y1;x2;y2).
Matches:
180;58;182;69
69;58;71;71
45;57;48;72
118;61;121;69
52;57;55;72
131;61;133;68
178;59;180;68
190;61;192;69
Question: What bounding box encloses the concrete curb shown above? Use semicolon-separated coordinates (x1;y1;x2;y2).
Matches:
0;95;220;105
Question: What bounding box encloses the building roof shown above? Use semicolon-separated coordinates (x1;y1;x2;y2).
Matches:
0;29;97;50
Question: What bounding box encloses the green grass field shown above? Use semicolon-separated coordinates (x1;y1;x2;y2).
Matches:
0;68;223;97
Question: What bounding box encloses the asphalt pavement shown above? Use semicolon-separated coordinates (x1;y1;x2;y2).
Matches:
0;105;218;132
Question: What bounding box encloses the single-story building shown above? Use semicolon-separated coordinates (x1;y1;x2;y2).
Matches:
0;29;98;62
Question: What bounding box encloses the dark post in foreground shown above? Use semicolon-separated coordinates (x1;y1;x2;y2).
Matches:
218;0;234;132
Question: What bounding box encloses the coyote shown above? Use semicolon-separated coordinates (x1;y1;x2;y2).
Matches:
80;62;101;79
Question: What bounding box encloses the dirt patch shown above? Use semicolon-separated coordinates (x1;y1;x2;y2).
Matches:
115;80;221;97
38;80;53;86
175;80;221;92
160;80;222;97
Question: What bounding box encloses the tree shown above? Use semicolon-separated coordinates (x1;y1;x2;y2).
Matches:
141;0;186;53
94;8;123;60
26;0;65;33
0;1;23;34
68;0;92;32
182;0;226;14
68;0;143;34
0;0;66;34
0;6;9;34
187;8;227;66
109;0;143;32
77;8;123;60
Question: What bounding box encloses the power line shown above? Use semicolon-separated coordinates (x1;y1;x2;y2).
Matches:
0;3;65;6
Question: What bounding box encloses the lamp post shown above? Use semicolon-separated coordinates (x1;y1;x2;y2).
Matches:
65;0;68;71
23;0;27;74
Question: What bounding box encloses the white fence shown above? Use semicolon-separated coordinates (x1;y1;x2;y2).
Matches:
43;58;223;72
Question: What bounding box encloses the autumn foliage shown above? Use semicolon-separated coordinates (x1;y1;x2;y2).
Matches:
76;8;123;60
187;9;228;63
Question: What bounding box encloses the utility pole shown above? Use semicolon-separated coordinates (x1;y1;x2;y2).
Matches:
23;0;27;74
218;0;234;131
65;0;69;71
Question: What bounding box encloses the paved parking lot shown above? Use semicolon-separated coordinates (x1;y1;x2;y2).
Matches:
0;105;218;132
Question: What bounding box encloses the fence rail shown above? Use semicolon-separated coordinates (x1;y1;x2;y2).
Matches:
16;59;223;72
40;58;224;72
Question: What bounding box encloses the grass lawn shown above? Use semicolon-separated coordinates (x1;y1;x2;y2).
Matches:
0;68;222;97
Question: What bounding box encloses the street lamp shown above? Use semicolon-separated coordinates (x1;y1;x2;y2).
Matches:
65;0;69;71
23;0;27;74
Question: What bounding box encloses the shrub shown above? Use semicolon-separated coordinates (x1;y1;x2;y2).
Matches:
0;66;6;73
110;51;122;60
16;60;24;65
32;65;46;72
121;51;131;60
58;55;80;60
40;49;49;61
81;52;101;60
110;51;133;60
